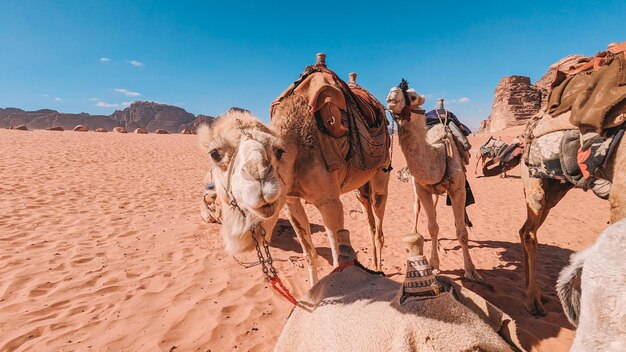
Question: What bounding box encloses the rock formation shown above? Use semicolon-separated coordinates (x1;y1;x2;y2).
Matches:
110;101;195;133
154;129;169;134
178;114;216;134
95;128;107;132
113;127;127;133
479;54;590;132
480;76;542;132
134;128;148;134
0;102;219;134
73;125;89;132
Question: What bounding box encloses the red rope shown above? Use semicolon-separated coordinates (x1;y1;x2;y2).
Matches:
329;260;356;274
270;277;298;306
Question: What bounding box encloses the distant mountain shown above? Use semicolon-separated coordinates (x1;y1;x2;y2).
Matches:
0;101;224;133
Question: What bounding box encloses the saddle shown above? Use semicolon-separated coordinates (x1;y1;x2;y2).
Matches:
545;42;626;134
271;55;390;171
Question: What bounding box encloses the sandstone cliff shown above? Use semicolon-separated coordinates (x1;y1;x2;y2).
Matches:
110;101;195;133
1;102;219;133
479;54;589;132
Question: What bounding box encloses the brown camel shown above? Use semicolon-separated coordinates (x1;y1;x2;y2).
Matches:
198;68;390;285
518;127;626;315
386;80;483;282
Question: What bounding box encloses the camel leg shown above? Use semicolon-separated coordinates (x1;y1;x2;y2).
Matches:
474;156;485;174
412;177;421;234
316;198;344;268
356;184;377;268
448;178;484;283
369;170;390;271
285;197;319;286
609;138;626;223
519;171;573;315
414;185;440;272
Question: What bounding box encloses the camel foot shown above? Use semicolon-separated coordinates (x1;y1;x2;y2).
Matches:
525;298;546;316
463;269;485;284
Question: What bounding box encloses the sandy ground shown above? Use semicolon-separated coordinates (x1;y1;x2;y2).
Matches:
0;127;609;352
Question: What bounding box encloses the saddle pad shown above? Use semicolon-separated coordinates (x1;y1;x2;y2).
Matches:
527;130;616;188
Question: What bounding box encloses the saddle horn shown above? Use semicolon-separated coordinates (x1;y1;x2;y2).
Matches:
349;72;357;84
316;53;326;67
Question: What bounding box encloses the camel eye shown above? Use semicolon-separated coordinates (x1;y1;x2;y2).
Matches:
209;148;222;161
274;148;285;161
410;95;417;101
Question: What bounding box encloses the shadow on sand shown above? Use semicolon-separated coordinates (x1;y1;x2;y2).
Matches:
269;219;334;264
440;238;576;351
271;221;576;351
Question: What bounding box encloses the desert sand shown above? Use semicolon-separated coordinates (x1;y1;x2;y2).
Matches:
0;126;608;352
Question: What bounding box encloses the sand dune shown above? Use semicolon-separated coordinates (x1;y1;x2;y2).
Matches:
0;128;608;351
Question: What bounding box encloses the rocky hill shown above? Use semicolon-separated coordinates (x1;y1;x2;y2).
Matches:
1;102;220;133
479;54;589;132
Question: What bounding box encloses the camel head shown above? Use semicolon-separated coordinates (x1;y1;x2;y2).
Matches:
198;109;294;253
386;79;425;123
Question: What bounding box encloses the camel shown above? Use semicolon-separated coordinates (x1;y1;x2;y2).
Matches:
519;42;626;315
276;231;525;351
385;80;483;282
556;218;626;352
474;136;501;174
518;132;626;315
200;170;222;224
198;80;390;285
476;136;523;178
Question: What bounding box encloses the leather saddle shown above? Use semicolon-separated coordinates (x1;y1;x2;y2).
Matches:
271;63;390;170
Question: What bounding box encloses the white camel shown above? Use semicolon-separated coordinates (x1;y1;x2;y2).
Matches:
557;218;626;352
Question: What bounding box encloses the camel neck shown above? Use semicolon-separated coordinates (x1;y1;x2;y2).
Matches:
398;111;429;149
397;111;443;182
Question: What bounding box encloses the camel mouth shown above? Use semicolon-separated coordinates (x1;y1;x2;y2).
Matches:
387;101;400;112
252;201;278;218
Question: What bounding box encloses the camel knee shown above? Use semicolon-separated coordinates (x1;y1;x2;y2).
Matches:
456;228;469;245
427;223;439;237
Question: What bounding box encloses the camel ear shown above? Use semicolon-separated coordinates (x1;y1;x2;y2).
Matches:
197;124;212;153
407;89;426;107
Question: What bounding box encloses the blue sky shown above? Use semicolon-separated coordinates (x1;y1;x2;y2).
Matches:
1;1;624;130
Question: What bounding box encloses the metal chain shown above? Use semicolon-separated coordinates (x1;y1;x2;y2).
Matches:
250;224;277;281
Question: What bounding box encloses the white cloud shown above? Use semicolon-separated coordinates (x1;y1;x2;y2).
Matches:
128;60;143;67
113;88;140;97
95;101;120;108
100;57;111;63
89;98;102;101
454;97;470;103
122;101;132;107
43;94;49;97
54;97;62;101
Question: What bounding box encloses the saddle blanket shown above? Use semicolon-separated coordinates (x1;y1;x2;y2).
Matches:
527;128;622;191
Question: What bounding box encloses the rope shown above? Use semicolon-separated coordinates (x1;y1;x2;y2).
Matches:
251;224;299;306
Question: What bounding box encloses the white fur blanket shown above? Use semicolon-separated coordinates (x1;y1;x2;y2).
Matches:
275;266;525;351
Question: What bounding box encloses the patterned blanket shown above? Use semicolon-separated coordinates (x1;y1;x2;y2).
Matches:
527;129;620;192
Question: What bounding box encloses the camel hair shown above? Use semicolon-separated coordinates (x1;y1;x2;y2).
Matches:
518;121;626;315
385;81;483;283
197;104;390;286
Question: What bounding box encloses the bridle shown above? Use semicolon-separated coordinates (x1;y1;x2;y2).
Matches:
212;119;298;305
389;79;424;122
